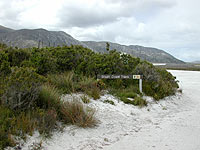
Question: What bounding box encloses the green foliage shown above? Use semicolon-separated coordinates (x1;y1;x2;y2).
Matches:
47;72;75;94
0;50;11;76
7;48;31;67
81;95;90;104
106;42;110;51
0;106;15;149
0;44;178;101
133;97;147;107
37;84;61;111
110;86;146;106
120;97;135;105
30;48;57;75
0;43;7;49
61;99;97;127
37;109;58;135
75;76;101;99
134;62;179;100
0;106;58;149
103;100;115;105
1;67;45;110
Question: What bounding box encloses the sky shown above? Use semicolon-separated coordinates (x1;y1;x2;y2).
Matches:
0;0;200;62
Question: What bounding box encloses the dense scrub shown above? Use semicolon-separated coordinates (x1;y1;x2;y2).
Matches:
0;44;179;149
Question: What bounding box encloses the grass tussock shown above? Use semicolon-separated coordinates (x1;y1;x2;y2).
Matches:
47;72;102;100
47;72;75;94
37;83;61;110
103;100;115;105
61;99;97;128
133;97;147;107
81;95;90;104
75;76;101;100
0;106;59;149
109;86;147;107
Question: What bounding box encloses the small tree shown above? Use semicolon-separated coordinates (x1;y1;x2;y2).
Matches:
106;42;110;51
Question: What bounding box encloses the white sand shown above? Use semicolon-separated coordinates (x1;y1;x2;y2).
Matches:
17;70;200;150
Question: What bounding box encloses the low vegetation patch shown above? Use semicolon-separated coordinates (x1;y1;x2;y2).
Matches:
61;99;97;128
103;100;115;105
81;95;90;104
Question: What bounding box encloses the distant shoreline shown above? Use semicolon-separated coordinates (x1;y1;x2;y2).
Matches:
153;63;200;71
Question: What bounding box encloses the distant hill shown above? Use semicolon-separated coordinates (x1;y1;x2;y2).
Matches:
0;26;87;48
0;25;14;33
0;25;184;63
83;41;184;64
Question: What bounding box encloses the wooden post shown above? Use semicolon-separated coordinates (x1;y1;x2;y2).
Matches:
139;79;142;93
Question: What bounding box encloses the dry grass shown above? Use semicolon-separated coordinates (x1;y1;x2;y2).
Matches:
61;99;97;128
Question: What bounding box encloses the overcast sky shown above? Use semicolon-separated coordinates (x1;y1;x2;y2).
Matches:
0;0;200;62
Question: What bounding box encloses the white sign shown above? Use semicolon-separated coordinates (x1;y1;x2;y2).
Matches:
133;75;141;79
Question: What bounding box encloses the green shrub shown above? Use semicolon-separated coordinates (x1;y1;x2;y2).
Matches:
120;97;135;105
0;106;15;149
76;76;96;90
37;109;57;135
47;72;75;93
103;100;115;105
133;97;147;107
135;62;179;100
7;48;31;67
86;86;101;100
81;95;90;104
76;76;101;100
30;48;57;75
0;106;61;149
0;50;11;76
61;99;97;128
37;84;61;111
1;67;45;110
118;91;137;99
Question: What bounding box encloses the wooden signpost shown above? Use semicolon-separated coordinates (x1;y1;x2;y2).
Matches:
97;74;143;93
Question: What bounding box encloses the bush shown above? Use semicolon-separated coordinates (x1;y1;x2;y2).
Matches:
135;62;179;100
0;51;11;76
1;67;45;110
0;106;60;149
120;97;135;105
133;97;147;107
76;76;101;100
81;95;90;104
103;100;115;105
47;72;75;93
0;106;15;149
37;84;61;111
7;48;31;67
37;109;57;135
61;99;97;127
30;48;57;75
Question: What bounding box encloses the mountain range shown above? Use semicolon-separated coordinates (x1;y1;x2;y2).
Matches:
0;25;184;64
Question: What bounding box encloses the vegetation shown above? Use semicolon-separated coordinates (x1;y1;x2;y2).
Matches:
103;100;115;105
61;99;97;128
81;95;90;104
0;44;179;149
